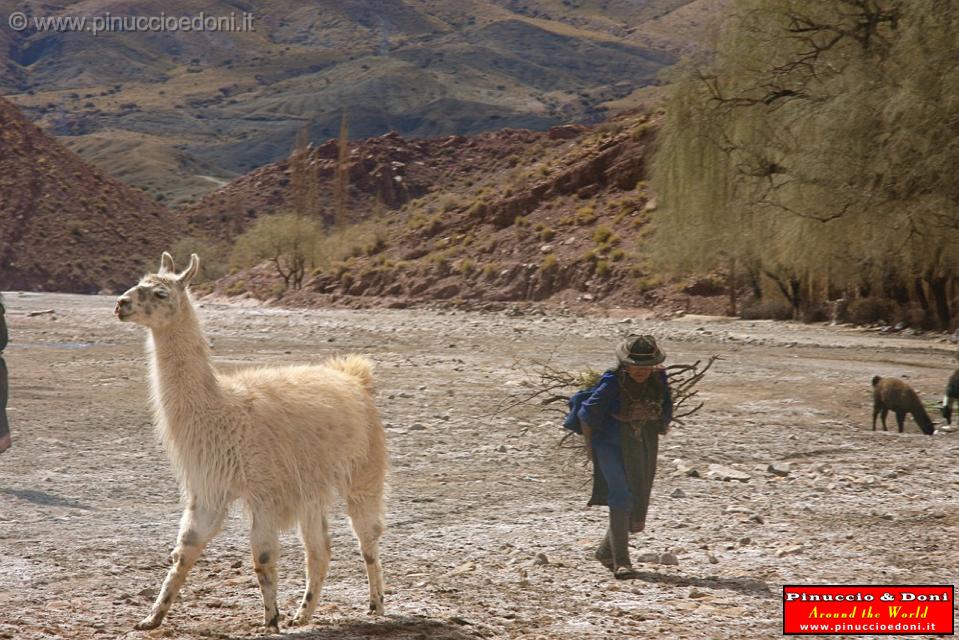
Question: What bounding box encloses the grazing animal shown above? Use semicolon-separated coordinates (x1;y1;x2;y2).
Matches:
871;376;935;435
940;369;959;425
117;253;388;632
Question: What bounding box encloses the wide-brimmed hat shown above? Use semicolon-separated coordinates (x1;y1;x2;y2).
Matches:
616;334;666;367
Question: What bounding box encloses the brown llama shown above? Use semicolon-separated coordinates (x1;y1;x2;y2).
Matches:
871;376;935;435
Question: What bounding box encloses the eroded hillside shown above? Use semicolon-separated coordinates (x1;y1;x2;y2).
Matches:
0;97;181;293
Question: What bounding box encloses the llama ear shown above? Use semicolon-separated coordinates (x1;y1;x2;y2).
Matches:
177;253;200;285
159;252;176;274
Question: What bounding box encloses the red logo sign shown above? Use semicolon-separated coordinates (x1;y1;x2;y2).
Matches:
784;585;954;635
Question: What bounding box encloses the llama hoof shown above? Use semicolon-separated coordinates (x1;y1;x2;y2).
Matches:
264;611;281;632
134;616;162;631
368;598;385;615
289;611;309;627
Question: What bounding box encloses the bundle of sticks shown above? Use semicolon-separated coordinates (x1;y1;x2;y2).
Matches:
502;356;718;458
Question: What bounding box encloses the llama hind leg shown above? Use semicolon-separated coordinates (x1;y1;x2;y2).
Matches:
291;510;332;626
135;501;226;630
250;518;282;631
347;494;386;615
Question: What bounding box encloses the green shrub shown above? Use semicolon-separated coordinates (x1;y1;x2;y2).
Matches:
740;299;795;321
230;213;324;290
576;206;597;225
456;258;475;275
467;201;487;219
223;279;248;297
593;226;613;243
844;297;899;325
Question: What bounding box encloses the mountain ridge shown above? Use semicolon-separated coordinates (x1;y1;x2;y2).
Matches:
3;0;721;206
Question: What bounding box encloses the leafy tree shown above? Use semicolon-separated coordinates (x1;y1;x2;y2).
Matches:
652;0;959;328
231;214;324;291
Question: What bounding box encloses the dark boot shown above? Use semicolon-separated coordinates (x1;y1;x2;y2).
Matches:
609;509;639;579
594;529;613;570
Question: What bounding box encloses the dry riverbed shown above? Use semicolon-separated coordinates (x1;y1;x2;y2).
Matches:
0;293;956;639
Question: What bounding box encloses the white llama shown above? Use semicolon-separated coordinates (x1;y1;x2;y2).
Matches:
116;252;388;631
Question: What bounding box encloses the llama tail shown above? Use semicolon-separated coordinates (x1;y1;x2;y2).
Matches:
326;354;375;392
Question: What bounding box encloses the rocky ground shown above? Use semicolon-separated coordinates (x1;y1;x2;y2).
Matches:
0;293;956;640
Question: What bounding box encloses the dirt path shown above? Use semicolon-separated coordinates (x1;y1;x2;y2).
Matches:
0;294;956;639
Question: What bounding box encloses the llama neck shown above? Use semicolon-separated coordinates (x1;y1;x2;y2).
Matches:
148;304;223;417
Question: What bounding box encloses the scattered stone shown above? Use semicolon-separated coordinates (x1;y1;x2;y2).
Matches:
635;552;660;564
448;561;476;576
724;506;754;515
659;552;679;566
707;464;751;482
409;423;427;431
739;537;751;546
775;545;804;557
670;488;687;498
689;589;710;599
707;553;719;564
749;514;765;524
533;553;549;566
767;462;791;477
673;458;702;478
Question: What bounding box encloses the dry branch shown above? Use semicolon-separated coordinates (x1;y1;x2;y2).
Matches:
503;356;718;425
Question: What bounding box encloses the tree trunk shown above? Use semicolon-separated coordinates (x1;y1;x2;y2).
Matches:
726;257;738;316
929;276;951;331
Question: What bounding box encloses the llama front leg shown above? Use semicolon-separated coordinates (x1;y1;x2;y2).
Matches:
880;408;889;431
291;511;332;626
250;519;282;631
896;411;906;433
347;496;386;615
135;501;226;630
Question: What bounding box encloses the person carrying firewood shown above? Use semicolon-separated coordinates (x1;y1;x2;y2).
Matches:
577;335;672;579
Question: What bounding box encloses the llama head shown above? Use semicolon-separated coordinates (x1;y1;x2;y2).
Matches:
115;252;200;329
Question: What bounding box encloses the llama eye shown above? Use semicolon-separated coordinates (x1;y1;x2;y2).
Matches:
155;289;169;299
